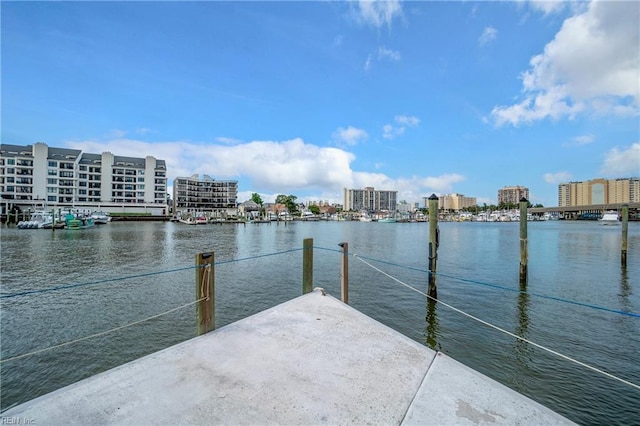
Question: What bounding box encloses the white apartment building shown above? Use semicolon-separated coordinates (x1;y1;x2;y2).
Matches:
172;174;238;215
343;187;398;212
0;142;168;214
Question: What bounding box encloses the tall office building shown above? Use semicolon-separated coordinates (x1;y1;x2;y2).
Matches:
0;142;168;213
343;187;398;212
557;177;639;207
173;174;238;213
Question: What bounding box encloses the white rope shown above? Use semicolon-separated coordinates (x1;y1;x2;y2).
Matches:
0;297;206;364
353;254;640;391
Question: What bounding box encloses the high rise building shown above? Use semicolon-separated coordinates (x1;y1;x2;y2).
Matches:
343;187;397;212
172;174;238;213
557;177;639;207
0;142;168;214
498;186;529;205
436;193;477;212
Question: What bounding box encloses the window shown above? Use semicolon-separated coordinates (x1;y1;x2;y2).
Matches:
79;165;87;171
47;178;57;185
48;196;56;202
48;169;57;176
138;177;144;182
6;168;15;174
7;159;15;165
48;161;57;167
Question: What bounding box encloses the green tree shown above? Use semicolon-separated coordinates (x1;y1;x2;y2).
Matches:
251;193;263;207
309;205;320;215
275;194;299;215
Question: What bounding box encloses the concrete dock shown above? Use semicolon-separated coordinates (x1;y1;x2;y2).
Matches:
2;289;573;424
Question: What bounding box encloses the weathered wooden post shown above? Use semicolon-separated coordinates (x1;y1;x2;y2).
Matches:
339;242;349;304
428;193;439;299
519;197;528;285
303;238;313;294
196;251;215;335
51;209;55;232
621;205;628;267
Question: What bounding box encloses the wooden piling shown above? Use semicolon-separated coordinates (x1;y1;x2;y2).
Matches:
302;238;313;294
519;197;528;285
428;193;439;299
196;251;215;335
621;205;628;267
339;242;349;304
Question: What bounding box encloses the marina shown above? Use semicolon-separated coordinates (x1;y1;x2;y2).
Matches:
0;220;638;424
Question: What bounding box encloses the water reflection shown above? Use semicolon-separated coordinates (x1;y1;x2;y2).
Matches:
425;298;440;351
513;283;531;392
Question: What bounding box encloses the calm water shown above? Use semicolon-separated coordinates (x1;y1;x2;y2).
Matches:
1;220;639;423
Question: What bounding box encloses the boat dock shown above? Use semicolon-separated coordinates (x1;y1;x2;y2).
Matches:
2;289;573;425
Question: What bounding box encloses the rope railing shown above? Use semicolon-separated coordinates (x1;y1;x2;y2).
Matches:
0;248;304;300
1;244;635;370
342;250;639;319
0;297;207;364
352;254;640;392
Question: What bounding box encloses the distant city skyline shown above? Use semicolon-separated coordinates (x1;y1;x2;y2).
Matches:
2;1;638;207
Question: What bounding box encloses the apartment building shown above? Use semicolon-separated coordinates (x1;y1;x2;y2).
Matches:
172;174;238;214
436;193;477;212
343;186;398;212
498;186;529;205
558;177;640;207
0;142;168;214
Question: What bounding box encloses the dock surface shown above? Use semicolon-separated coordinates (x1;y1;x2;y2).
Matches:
2;289;573;424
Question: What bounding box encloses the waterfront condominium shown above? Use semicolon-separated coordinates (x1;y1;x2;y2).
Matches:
558;177;640;207
497;185;530;205
0;142;168;214
172;174;238;214
434;193;478;212
343;186;398;212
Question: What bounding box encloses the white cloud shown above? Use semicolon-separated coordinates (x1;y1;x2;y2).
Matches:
544;171;572;184
383;115;420;139
332;126;368;146
573;134;595;145
600;143;640;176
491;1;639;126
364;46;401;71
528;1;567;16
479;26;498;46
377;46;401;61
354;0;403;29
65;136;464;205
216;136;243;145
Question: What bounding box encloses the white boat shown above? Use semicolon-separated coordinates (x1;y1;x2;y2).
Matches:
17;210;54;229
599;211;620;225
91;211;110;225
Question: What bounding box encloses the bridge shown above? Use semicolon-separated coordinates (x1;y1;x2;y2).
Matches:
529;202;640;220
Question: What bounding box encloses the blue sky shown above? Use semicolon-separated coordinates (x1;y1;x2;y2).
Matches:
2;0;639;207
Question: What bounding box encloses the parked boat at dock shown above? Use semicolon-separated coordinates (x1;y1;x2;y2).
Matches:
65;213;95;230
599;211;620;225
90;211;110;225
17;211;54;229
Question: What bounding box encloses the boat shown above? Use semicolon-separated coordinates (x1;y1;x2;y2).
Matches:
17;211;54;229
91;211;110;225
599;211;620;225
194;213;208;225
65;213;95;230
378;216;397;223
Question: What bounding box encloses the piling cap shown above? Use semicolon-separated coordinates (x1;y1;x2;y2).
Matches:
429;193;438;200
519;197;528;203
